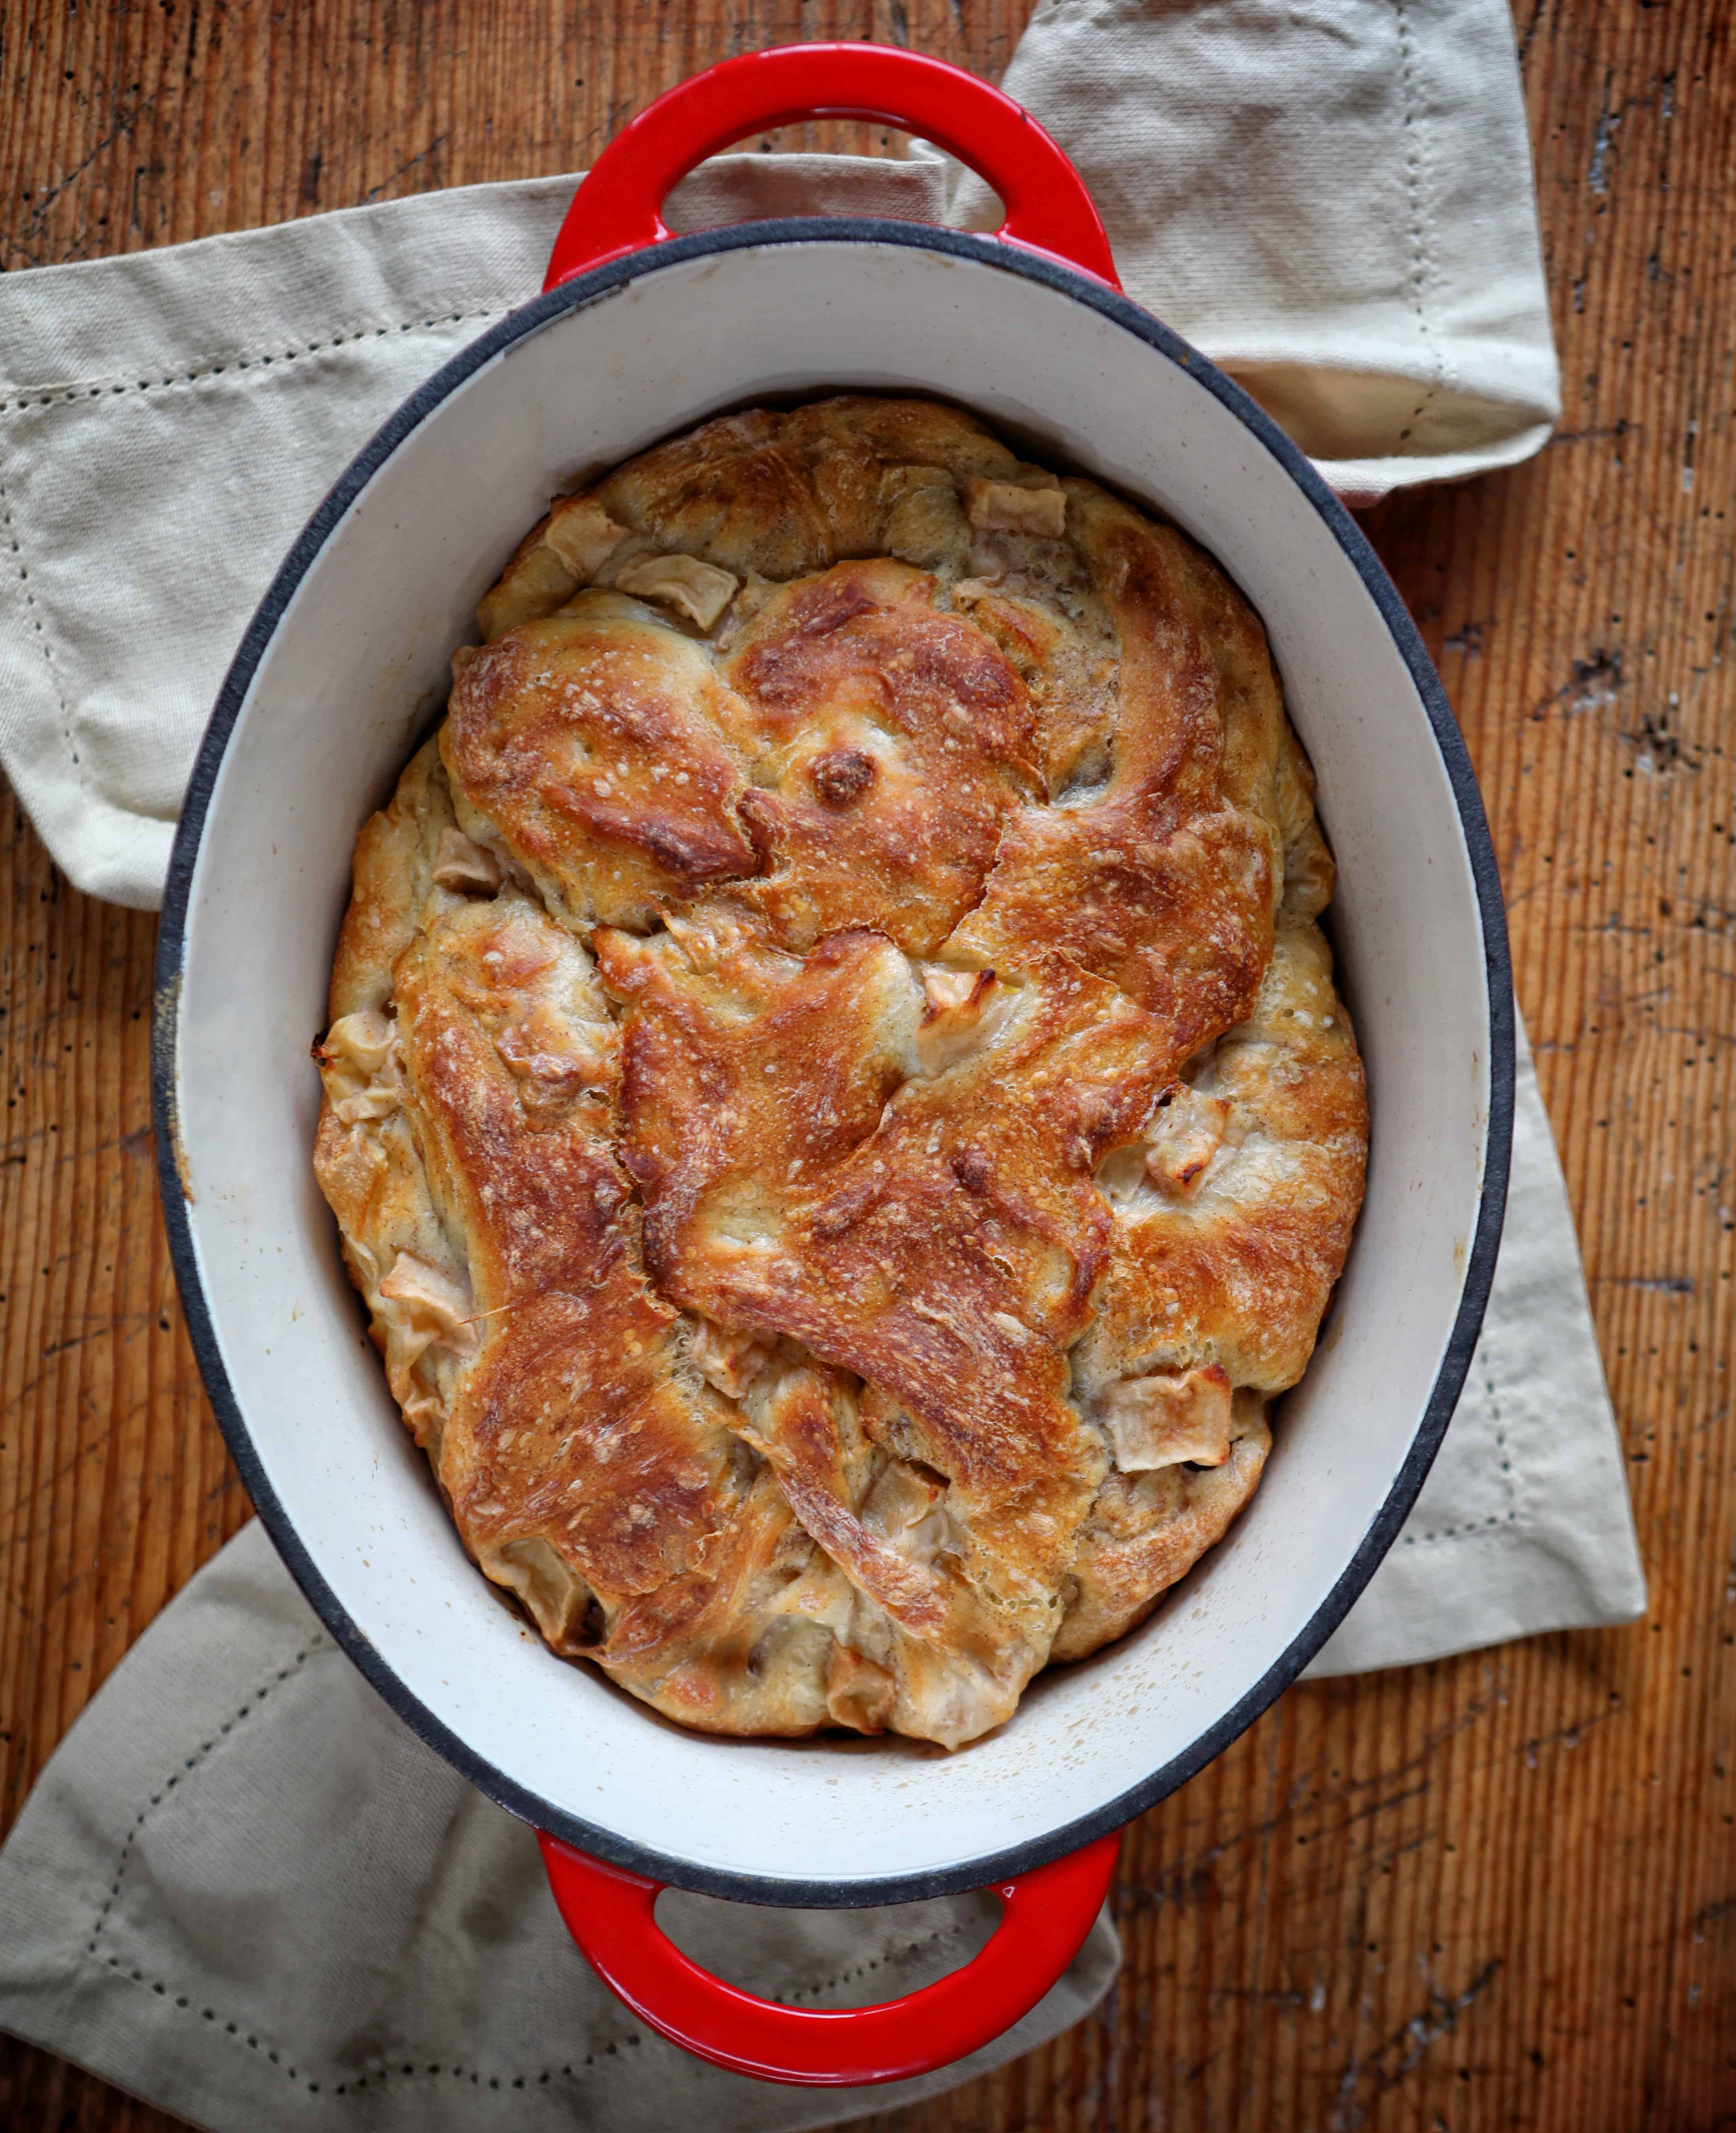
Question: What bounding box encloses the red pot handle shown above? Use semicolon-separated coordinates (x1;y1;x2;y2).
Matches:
538;1826;1120;2087
543;43;1120;293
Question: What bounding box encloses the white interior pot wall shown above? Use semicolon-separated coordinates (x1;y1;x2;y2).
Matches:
173;239;1490;1895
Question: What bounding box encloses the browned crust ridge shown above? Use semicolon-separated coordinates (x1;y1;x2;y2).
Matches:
312;395;1368;1749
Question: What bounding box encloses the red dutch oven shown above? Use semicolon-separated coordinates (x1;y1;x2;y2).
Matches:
154;42;1512;2090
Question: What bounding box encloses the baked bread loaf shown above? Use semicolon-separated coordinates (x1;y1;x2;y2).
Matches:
313;397;1368;1749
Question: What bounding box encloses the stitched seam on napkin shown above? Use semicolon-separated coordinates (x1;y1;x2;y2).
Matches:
84;1928;962;2108
92;1964;653;2101
283;1923;971;2101
1398;1359;1532;1547
76;1634;331;2080
84;1895;971;2098
0;305;509;408
75;1625;974;2095
0;467;89;806
1392;0;1453;449
321;1926;972;2097
775;1921;973;2004
0;305;509;842
86;1633;330;1962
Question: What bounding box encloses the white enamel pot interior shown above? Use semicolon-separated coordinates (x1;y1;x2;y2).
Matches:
155;223;1513;1906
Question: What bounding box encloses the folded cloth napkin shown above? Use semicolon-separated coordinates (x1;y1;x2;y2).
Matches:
0;0;1564;914
952;0;1562;498
1306;1019;1644;1673
0;1521;1120;2133
0;4;1641;2127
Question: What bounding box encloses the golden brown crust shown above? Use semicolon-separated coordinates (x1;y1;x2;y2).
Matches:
313;395;1368;1749
1077;917;1369;1399
717;559;1041;954
949;488;1278;1065
442;595;759;932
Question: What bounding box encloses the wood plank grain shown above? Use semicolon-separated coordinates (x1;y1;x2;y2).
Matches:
2;1;1733;2129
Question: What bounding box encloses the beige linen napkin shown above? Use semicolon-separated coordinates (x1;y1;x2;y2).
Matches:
0;1521;1118;2132
0;1;1563;914
953;0;1561;498
0;7;1641;2127
1306;1019;1644;1674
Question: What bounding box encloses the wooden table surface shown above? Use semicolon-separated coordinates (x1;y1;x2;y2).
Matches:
3;3;1732;2127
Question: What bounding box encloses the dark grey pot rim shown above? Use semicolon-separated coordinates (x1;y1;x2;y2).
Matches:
152;216;1515;1910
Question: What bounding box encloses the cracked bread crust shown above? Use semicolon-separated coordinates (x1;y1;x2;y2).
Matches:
313;395;1368;1749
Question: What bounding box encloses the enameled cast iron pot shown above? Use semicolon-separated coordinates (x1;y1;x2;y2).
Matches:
152;45;1514;2088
